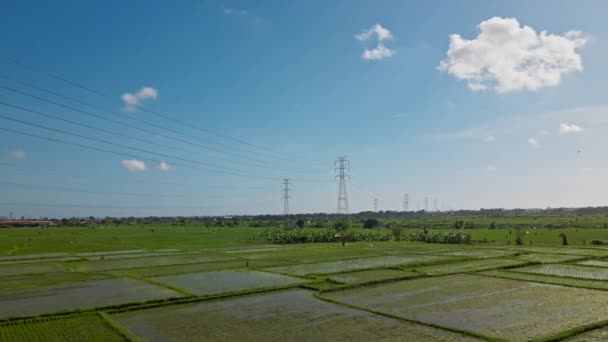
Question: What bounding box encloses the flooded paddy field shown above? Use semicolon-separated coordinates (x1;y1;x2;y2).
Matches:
322;274;608;340
152;270;308;296
113;289;482;341
327;268;419;284
3;242;608;340
0;278;182;319
431;248;519;259
512;263;608;280
263;254;457;276
509;253;586;263
413;258;527;275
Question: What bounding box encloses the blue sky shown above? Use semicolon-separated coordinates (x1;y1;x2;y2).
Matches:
1;0;608;218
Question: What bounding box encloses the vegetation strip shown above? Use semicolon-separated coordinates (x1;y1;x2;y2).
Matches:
98;311;140;342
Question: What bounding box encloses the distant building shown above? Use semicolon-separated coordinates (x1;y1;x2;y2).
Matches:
0;220;53;227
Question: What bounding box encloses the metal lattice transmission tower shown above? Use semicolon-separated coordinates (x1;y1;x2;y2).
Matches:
282;179;290;216
335;156;350;215
424;196;429;212
434;197;439;212
374;198;378;212
403;193;409;211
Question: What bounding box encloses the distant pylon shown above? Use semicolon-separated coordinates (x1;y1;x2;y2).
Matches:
335;156;350;215
434;197;438;212
374;198;378;212
282;179;290;216
403;193;409;211
424;197;429;211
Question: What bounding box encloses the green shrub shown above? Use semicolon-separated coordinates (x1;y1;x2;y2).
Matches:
258;228;390;244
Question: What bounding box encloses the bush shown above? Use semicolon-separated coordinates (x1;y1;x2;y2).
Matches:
559;233;569;246
590;239;608;245
362;218;380;229
258;228;390;244
333;219;351;232
407;229;471;244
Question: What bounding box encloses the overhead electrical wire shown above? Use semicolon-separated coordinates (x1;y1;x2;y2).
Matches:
0;86;320;173
0;56;330;166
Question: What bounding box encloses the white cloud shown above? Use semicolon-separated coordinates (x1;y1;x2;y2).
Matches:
7;149;25;160
362;43;395;61
528;137;540;148
483;135;495;142
438;17;588;93
158;161;173;172
355;24;392;42
559;123;583;134
355;24;395;61
485;165;497;172
223;7;247;15
121;159;147;172
121;86;158;112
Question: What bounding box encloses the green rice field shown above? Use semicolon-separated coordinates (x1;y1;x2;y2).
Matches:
3;225;608;340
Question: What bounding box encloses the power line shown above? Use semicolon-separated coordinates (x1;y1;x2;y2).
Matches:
0;56;329;166
0;87;320;173
0;162;269;190
0;99;320;175
0;180;243;198
335;156;350;215
0;124;279;181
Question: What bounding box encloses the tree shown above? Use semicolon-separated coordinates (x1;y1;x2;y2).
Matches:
362;218;379;229
333;218;351;232
295;219;305;229
559;233;569;246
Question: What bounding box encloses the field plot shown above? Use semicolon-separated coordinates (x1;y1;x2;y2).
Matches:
512;264;608;280
107;259;292;278
567;326;608;341
72;253;237;272
76;249;147;257
510;253;585;263
152;269;307;296
229;247;383;263
477;270;608;290
0;272;110;290
327;269;419;284
263;255;455;276
577;259;608;268
322;274;608;341
0;252;69;261
432;248;518;259
0;256;82;265
0;314;124;341
113;289;481;341
0;262;67;277
512;246;608;257
0;278;181;319
84;251;195;261
414;258;526;275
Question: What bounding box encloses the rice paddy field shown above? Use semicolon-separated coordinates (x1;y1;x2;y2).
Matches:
4;225;608;341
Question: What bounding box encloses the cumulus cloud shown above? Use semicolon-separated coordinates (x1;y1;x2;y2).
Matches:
438;17;587;93
158;161;173;172
121;86;158;112
528;137;540;148
559;123;583;134
121;159;147;172
7;149;25;160
355;24;395;61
